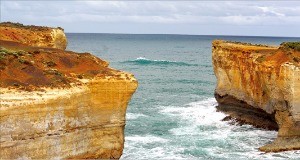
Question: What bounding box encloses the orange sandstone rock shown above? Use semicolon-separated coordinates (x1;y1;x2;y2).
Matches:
212;40;300;152
0;22;67;50
0;23;138;159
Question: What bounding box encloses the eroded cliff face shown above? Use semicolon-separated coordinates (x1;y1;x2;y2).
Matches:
0;22;67;50
212;40;300;152
0;23;137;159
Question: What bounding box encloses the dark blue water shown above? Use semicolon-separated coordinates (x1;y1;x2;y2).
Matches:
66;33;300;159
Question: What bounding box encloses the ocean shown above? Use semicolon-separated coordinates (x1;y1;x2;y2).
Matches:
66;33;300;159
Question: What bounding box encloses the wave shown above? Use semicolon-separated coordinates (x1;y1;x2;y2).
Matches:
125;135;169;144
121;57;197;66
158;98;299;159
160;98;226;128
123;98;299;159
126;113;148;120
121;135;186;160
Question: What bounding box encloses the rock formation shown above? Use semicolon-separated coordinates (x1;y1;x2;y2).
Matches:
0;23;138;159
212;40;300;152
0;22;67;50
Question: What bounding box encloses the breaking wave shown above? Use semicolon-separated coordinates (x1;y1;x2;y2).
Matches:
122;98;300;159
122;57;197;66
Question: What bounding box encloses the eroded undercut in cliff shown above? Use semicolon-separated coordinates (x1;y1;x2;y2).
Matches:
212;40;300;152
215;93;279;130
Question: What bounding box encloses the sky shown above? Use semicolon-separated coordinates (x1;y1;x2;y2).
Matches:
1;0;300;37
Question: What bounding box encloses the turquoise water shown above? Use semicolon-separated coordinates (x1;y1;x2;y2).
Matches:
66;34;300;159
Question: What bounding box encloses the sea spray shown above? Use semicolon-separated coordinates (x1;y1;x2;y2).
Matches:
123;98;299;159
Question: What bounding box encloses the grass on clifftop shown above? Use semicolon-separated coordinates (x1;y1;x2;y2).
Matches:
280;42;300;51
0;47;22;57
0;22;63;31
225;40;270;47
0;47;28;62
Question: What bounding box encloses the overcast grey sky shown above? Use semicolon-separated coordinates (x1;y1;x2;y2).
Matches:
1;1;300;37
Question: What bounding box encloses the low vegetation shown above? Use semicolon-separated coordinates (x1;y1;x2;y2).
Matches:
0;22;63;31
226;41;270;47
0;47;28;60
280;42;300;51
256;55;266;63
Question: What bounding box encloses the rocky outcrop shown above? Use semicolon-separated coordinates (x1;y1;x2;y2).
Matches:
0;24;137;159
212;40;300;152
0;22;67;50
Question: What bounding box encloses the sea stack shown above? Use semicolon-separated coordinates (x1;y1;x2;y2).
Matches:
0;22;138;159
212;40;300;152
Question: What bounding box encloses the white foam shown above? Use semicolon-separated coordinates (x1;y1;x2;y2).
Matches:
160;98;226;126
135;57;175;62
136;57;147;60
125;135;169;144
121;135;188;160
123;98;300;159
121;146;187;160
159;98;300;159
126;113;148;120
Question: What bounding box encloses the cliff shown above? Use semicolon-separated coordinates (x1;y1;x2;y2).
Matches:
0;23;138;159
0;22;67;50
212;40;300;152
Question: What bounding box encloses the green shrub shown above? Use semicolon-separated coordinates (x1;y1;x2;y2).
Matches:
280;42;300;51
225;41;270;47
256;55;266;63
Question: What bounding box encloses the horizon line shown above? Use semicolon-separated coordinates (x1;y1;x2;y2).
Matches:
65;32;300;39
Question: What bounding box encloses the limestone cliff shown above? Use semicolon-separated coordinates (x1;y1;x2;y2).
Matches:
0;24;137;159
213;40;300;152
0;22;67;50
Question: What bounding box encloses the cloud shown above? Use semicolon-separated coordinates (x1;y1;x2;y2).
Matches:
1;1;300;36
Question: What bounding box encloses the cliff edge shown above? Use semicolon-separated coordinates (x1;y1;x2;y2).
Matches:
0;23;138;159
212;40;300;152
0;22;67;50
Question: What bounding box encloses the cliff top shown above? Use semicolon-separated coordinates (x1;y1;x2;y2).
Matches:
0;22;68;50
0;40;130;91
213;40;277;50
213;40;300;67
280;42;300;52
0;22;63;31
0;23;136;91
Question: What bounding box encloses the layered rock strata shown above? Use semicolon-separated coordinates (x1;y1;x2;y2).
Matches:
212;40;300;152
0;23;137;159
0;22;67;50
